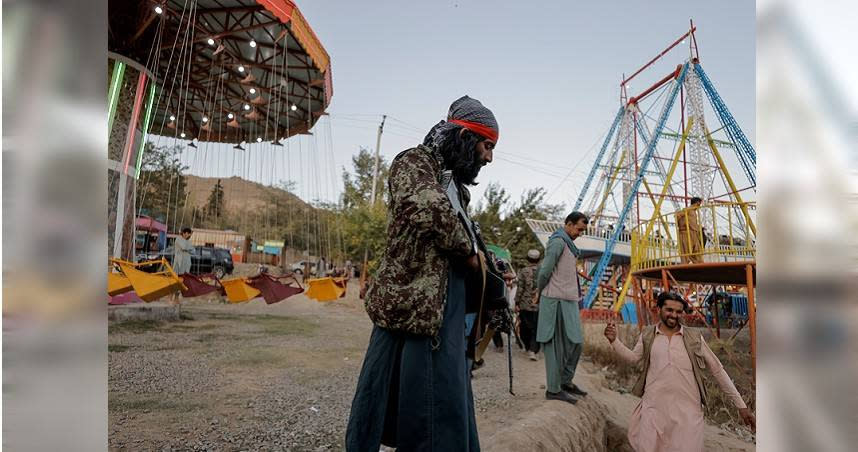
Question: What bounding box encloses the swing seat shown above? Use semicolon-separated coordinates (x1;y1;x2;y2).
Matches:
109;291;144;305
333;277;348;298
181;274;224;298
305;277;346;302
108;272;134;296
117;260;185;302
247;273;303;304
221;278;261;303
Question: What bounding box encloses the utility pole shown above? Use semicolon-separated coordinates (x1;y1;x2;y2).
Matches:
369;115;387;205
361;114;386;296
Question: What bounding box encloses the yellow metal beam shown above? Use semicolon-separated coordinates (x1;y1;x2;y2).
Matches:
703;125;756;236
637;117;695;262
641;178;675;242
612;270;634;312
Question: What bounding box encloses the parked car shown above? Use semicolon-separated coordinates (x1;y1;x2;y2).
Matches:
290;260;317;275
139;246;234;278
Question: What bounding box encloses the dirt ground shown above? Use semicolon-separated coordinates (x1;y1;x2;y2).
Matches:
109;274;755;451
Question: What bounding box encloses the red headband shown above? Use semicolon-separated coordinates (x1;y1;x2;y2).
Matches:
449;119;499;143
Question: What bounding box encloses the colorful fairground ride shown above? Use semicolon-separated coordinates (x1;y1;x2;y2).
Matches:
108;0;345;304
527;22;757;367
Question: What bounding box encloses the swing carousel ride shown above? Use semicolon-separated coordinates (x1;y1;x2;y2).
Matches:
526;23;758;368
107;0;346;304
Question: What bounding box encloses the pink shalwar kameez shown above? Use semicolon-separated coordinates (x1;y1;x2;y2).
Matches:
612;325;747;452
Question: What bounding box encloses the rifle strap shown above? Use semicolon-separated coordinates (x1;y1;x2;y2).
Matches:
472;250;489;360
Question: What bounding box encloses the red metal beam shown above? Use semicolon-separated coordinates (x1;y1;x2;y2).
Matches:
621;26;696;87
627;65;682;106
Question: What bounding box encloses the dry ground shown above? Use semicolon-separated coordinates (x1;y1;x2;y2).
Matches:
109;274;755;451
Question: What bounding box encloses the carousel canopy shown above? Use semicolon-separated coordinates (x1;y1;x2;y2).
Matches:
109;0;332;143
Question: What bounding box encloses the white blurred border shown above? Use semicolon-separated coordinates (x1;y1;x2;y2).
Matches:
3;0;107;450
757;0;858;450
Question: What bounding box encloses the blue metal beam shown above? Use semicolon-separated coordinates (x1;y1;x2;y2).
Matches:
583;62;690;309
694;64;756;186
574;106;625;211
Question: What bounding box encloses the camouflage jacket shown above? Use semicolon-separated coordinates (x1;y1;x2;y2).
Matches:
364;145;474;337
514;265;539;312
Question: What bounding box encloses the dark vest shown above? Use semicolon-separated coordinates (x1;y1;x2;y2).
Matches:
631;324;709;406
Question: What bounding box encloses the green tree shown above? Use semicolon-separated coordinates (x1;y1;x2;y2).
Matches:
504;188;565;269
337;147;393;275
471;183;564;270
205;179;225;221
135;142;188;231
471;182;510;244
341;147;391;209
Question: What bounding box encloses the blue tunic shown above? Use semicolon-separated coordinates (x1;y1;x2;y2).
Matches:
346;266;479;451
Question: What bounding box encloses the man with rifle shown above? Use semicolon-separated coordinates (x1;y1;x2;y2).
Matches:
346;96;505;452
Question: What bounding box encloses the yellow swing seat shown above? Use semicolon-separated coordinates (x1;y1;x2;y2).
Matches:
220;278;261;303
305;277;346;302
117;259;185;302
108;272;134;296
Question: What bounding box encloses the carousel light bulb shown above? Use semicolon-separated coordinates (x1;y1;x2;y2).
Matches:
249;88;256;94
238;65;245;73
154;5;163;14
291;104;297;111
243;104;251;111
207;38;215;46
180;132;186;138
169;115;176;121
202;116;208;123
227;113;234;119
256;137;263;143
249;40;257;48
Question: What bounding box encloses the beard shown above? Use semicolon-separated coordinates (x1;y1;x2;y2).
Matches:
452;148;484;185
427;126;486;186
660;313;679;328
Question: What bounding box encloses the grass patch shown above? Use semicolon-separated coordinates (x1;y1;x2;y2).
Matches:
200;312;243;321
197;312;318;336
108;344;132;353
109;396;204;413
108;320;163;334
165;323;219;332
193;332;244;343
702;338;755;427
249;315;318;337
220;347;288;367
109;317;219;336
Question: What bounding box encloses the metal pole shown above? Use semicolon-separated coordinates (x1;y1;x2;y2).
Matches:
746;263;756;379
369;115;387;205
362;115;387;296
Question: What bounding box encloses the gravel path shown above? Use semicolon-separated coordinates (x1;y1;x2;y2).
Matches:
109;281;754;451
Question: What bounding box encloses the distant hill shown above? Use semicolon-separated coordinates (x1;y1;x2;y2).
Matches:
184;175;311;213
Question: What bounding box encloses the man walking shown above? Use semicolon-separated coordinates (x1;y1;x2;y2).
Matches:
604;291;755;451
536;212;589;404
170;227;193;305
515;249;542;361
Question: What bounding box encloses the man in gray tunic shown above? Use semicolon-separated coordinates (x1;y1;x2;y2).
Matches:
536;212;589;404
170;227;194;305
173;227;194;275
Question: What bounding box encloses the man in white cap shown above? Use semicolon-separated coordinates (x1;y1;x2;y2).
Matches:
515;249;542;361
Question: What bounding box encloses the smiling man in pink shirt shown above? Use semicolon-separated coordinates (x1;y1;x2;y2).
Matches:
604;292;755;452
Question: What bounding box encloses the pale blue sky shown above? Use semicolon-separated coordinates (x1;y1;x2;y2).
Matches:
175;0;755;211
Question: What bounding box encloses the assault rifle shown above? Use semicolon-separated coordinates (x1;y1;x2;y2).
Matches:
442;170;515;395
